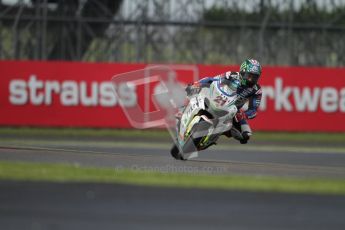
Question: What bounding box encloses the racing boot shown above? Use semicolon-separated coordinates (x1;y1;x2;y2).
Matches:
239;131;251;144
239;122;252;144
223;123;252;144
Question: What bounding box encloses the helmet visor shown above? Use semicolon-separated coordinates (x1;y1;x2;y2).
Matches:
241;72;259;86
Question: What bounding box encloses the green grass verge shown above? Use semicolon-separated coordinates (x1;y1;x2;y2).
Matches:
1;127;345;143
0;127;169;139
1;161;345;195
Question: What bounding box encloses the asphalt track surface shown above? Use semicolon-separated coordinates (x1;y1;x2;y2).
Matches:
0;137;345;178
1;181;345;230
1;137;345;229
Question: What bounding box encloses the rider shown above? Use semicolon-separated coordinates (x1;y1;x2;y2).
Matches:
185;59;262;144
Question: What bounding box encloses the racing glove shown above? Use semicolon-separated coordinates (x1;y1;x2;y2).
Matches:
235;109;247;122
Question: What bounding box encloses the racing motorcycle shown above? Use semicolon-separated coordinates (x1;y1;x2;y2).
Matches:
171;76;243;160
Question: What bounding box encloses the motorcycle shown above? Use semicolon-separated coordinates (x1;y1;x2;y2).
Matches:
171;77;243;160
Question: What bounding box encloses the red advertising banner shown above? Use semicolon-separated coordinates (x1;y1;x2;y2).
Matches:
0;61;196;128
1;60;345;132
251;66;345;132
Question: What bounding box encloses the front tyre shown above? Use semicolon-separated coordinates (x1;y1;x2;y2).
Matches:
170;144;186;160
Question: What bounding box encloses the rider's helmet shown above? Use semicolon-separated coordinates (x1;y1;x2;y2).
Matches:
239;59;262;87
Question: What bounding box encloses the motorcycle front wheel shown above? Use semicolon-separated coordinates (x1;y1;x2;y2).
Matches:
170;144;186;160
